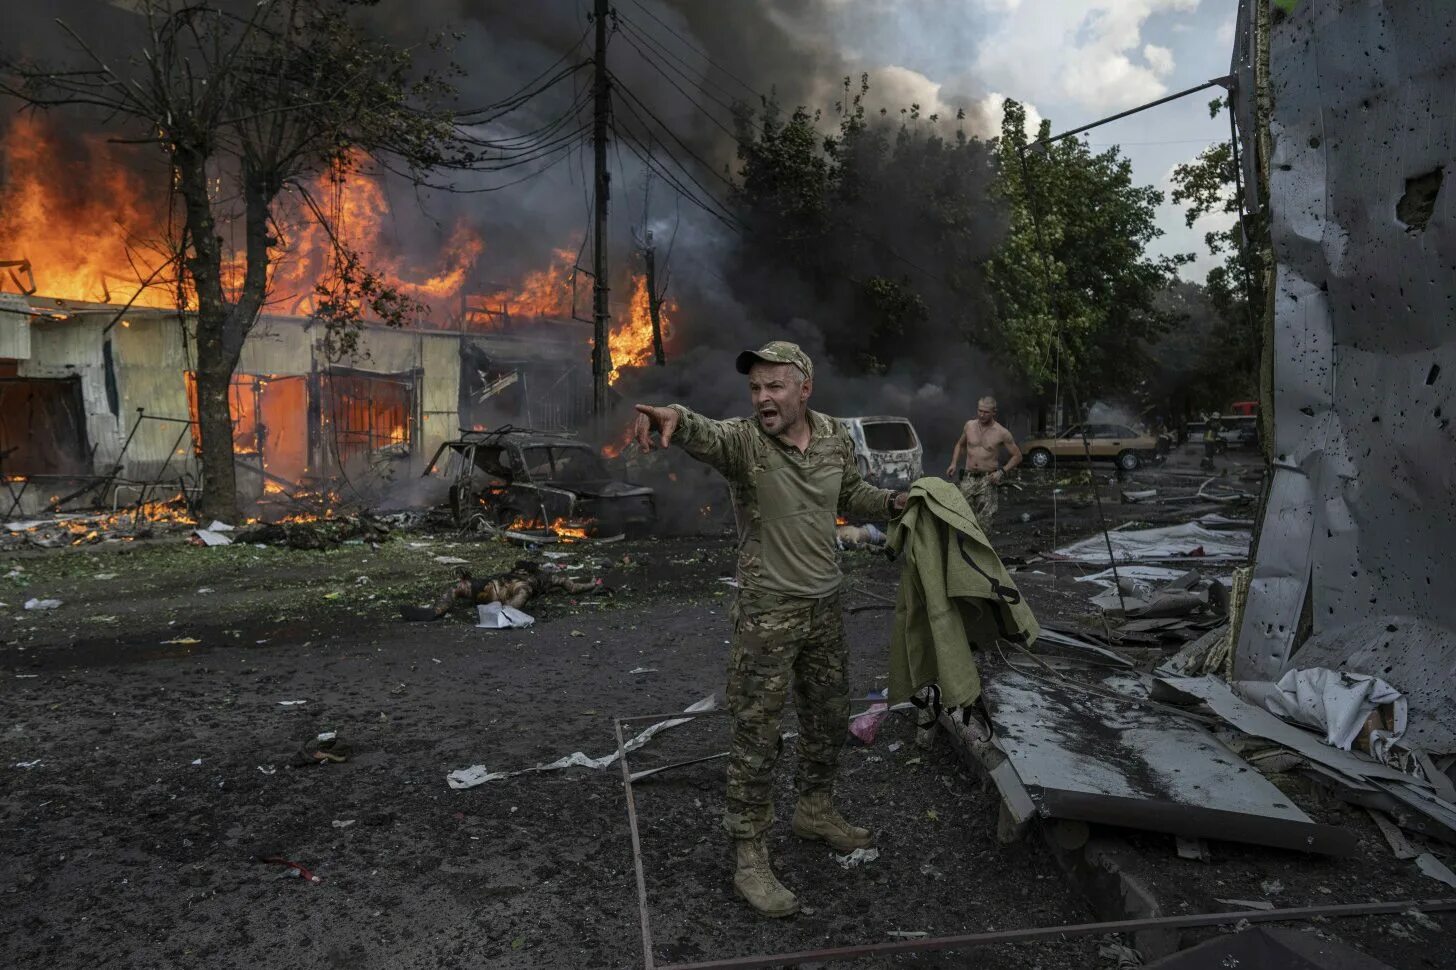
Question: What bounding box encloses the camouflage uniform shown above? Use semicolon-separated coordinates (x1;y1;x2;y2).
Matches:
432;560;598;617
957;471;999;527
670;393;895;839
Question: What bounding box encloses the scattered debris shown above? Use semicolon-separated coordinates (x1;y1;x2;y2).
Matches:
1367;808;1420;860
256;855;321;884
1417;853;1456;890
834;847;880;868
982;666;1355;854
14;760;42;769
1050;522;1250;564
476;603;535;629
1265;667;1407;759
295;732;349;765
234;514;390;550
447;694;717;789
22;598;61;611
190;528;233;547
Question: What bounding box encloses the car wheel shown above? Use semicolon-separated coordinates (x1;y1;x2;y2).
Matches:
1117;450;1141;471
1028;448;1052;469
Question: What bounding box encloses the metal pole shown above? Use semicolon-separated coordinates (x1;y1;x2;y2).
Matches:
645;230;665;366
615;718;656;970
653;897;1456;970
591;0;613;417
1028;76;1234;152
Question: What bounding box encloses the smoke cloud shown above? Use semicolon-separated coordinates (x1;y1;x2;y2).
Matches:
3;0;1025;515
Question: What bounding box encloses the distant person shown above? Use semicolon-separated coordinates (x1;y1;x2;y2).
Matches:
945;396;1022;528
1201;410;1223;470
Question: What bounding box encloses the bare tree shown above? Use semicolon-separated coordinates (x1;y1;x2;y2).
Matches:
2;0;475;520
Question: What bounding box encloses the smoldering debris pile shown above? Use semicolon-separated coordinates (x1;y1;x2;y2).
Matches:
231;514;392;550
1;499;199;551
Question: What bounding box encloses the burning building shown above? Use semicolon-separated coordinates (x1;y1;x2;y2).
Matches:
0;119;672;519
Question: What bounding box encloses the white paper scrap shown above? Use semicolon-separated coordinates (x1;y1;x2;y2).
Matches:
476;603;535;629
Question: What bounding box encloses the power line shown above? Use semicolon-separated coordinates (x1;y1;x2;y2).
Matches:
610;72;737;192
614;13;751;118
612;116;743;231
456;29;592;117
620;0;762;100
612;22;742;145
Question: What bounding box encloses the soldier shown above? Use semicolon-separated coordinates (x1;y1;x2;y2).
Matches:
632;341;907;918
945;395;1022;528
402;560;602;621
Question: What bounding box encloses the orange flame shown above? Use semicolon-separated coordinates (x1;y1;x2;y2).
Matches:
503;513;594;541
0;119;484;319
0;116;178;308
606;274;676;384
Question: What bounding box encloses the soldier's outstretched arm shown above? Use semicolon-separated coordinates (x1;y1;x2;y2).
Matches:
630;403;752;479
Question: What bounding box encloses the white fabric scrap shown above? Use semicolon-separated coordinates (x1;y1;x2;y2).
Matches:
835;847;880;869
1266;667;1407;758
446;694;717;789
476;603;535;629
1052;523;1249;563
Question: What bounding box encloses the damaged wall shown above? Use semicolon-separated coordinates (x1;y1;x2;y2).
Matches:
0;301;490;512
1236;1;1456;679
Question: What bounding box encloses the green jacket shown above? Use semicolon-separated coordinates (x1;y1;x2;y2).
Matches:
887;477;1040;709
670;406;895;598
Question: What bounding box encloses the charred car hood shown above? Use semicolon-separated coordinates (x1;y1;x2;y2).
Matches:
545;479;654;499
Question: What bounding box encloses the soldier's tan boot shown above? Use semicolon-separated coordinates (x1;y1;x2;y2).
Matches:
791;792;872;852
731;837;800;917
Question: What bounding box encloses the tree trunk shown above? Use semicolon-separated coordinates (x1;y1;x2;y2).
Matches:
194;346;238;521
178;150;273;523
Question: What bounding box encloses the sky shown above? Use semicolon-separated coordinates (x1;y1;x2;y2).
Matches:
800;0;1242;280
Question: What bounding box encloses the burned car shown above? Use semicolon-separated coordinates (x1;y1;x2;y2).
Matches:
423;428;656;536
838;416;924;490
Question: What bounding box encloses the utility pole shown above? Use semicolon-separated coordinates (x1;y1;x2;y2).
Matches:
591;0;612;417
643;230;665;366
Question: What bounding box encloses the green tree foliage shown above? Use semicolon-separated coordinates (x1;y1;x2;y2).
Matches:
731;76;995;377
1167;97;1266;405
985;100;1187;398
3;0;474;519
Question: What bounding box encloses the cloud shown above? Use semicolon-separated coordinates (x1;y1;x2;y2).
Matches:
973;0;1200;112
1143;43;1174;78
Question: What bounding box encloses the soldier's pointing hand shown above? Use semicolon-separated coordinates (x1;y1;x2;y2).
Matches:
633;404;679;451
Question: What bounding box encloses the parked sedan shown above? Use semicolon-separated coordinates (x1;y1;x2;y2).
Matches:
1021;423;1162;471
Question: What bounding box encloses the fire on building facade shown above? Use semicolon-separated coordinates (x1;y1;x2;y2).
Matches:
0;294;599;518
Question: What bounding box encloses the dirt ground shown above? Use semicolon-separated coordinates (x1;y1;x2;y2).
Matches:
3;446;1453;969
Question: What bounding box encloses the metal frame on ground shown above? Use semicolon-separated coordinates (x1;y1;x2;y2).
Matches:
612;710;1456;970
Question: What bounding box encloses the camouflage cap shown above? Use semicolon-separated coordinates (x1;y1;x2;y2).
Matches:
735;340;814;381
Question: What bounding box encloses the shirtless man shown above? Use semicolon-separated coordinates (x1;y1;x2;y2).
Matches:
945;395;1022;527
